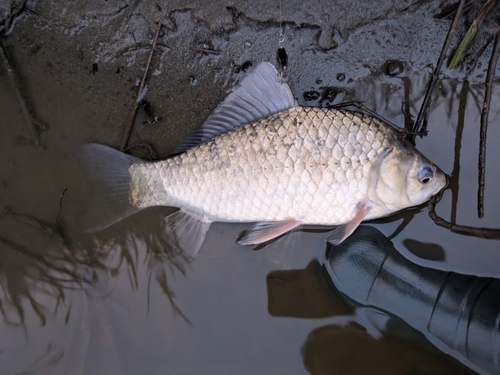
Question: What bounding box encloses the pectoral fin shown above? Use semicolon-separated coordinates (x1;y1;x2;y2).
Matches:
327;201;372;245
237;219;301;246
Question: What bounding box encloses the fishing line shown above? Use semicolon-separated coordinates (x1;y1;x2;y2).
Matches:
278;0;284;47
276;0;288;76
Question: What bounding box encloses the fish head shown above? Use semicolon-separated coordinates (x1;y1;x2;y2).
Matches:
372;140;447;212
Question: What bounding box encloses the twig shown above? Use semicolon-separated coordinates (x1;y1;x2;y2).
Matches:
450;79;469;223
329;101;402;131
4;206;49;232
410;0;466;143
117;43;169;57
52;188;67;231
477;33;500;218
189;46;220;55
433;0;474;19
0;39;47;149
120;24;162;152
467;24;500;75
4;188;67;238
428;196;500;239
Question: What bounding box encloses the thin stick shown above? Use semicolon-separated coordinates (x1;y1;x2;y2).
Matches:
433;0;474;19
120;24;161;152
410;0;466;143
189;46;220;55
52;188;67;230
450;79;469;223
468;24;500;74
5;188;67;238
330;101;402;132
429;196;500;239
477;33;500;218
0;39;47;149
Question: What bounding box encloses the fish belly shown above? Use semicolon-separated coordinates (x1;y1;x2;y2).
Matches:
134;107;396;225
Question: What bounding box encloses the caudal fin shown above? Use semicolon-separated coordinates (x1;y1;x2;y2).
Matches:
77;143;142;232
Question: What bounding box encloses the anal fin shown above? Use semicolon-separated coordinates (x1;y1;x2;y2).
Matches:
327;201;372;245
164;210;212;258
237;219;301;246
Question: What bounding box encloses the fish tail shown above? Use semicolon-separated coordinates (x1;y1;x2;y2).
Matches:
77;143;142;232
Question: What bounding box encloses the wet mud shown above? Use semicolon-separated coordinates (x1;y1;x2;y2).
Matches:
1;0;500;374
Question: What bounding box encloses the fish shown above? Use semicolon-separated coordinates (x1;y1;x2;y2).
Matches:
77;62;446;257
324;226;498;375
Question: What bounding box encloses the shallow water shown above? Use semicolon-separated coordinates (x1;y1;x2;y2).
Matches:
1;1;500;374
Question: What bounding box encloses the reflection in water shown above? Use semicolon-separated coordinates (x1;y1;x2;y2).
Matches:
0;207;91;327
75;207;192;323
324;225;499;375
0;204;191;371
342;63;430;133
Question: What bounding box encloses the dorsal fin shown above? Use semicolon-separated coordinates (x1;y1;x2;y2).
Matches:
171;62;297;154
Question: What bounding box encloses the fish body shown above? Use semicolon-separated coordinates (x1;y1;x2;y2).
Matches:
78;62;446;256
131;107;412;223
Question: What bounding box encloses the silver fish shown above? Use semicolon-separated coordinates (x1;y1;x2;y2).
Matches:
78;62;446;256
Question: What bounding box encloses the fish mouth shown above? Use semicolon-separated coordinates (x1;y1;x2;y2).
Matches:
431;171;448;196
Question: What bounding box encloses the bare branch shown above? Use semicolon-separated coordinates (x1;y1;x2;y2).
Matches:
477;32;500;218
120;23;162;152
410;0;466;143
428;196;500;240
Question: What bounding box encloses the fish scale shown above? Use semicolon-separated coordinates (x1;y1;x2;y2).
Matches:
129;107;397;225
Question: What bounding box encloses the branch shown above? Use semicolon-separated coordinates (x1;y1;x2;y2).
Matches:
477;32;500;218
120;23;162;152
410;0;466;142
428;195;500;240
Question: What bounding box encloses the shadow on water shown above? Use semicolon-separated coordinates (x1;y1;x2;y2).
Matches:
266;261;353;319
402;238;446;261
300;322;476;375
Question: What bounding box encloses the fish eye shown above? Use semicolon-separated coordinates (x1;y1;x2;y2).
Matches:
418;166;433;184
